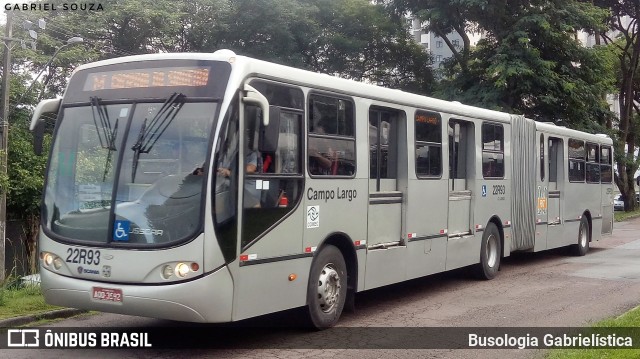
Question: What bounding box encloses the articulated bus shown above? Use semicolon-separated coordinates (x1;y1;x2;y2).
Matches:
30;50;614;328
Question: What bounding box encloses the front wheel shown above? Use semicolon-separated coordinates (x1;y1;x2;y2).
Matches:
571;216;590;256
305;245;347;330
475;222;501;280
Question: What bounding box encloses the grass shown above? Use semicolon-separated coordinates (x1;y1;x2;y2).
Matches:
546;209;640;357
546;306;640;358
614;208;640;223
0;278;60;320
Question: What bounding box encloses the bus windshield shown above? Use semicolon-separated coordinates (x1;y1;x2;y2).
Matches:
43;97;217;247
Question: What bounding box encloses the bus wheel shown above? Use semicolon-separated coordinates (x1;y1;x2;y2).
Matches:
305;245;347;329
571;216;590;256
475;222;501;280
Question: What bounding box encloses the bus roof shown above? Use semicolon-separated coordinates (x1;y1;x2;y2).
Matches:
72;50;512;123
535;121;612;145
71;49;611;142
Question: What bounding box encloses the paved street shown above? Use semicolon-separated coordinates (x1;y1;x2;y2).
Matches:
4;217;640;359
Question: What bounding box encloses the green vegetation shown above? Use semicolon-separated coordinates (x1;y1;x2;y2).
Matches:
547;306;640;358
614;209;640;223
0;280;60;320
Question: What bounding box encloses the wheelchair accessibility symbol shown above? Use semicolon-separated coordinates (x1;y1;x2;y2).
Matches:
113;220;130;241
482;185;487;197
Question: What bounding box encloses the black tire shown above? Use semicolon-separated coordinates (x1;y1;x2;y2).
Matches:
475;222;501;280
571;216;590;256
305;245;347;329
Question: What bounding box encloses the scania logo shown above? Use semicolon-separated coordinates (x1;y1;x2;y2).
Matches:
77;266;99;275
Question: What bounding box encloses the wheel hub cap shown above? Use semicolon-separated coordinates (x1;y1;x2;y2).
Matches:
317;264;341;313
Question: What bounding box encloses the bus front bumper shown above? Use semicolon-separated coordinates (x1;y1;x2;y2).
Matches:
40;266;234;323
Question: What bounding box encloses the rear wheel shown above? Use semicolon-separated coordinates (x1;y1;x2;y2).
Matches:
571;216;590;256
475;222;501;280
305;245;347;329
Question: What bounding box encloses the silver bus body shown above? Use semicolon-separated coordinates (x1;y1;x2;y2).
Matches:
33;50;613;325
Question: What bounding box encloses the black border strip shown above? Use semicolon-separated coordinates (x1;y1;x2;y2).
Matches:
475;228;484;232
239;252;313;267
369;192;403;199
407;233;447;242
355;245;366;250
503;224;511;228
592;216;603;220
369;198;403;205
564;218;582;223
536;221;548;226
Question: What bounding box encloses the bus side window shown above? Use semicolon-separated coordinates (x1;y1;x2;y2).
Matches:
308;94;356;177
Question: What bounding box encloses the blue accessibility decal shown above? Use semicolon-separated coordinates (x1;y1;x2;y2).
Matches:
482;185;487;197
113;220;130;241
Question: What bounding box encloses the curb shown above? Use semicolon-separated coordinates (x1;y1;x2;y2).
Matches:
0;309;88;327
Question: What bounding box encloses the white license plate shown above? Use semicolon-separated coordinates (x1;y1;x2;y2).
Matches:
92;286;123;303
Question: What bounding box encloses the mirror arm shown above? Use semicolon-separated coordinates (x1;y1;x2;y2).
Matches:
242;84;270;126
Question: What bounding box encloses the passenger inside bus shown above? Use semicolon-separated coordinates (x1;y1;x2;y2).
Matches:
308;121;336;175
217;125;261;208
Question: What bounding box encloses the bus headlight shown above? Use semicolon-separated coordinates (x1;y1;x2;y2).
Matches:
43;252;54;267
162;265;173;279
175;263;189;278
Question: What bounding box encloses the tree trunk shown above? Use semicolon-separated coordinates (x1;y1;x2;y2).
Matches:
25;214;39;274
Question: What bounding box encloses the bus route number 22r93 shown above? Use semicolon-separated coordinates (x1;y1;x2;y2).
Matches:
66;248;101;265
493;185;506;195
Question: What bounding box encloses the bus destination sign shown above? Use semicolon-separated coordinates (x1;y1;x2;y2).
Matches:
83;67;210;91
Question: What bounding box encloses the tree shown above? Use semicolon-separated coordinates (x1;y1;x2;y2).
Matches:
3;0;435;270
12;0;434;94
389;0;613;127
595;0;640;211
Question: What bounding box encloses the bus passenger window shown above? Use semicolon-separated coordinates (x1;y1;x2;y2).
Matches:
568;139;586;182
308;95;355;176
481;123;504;178
540;134;545;181
586;143;600;183
415;110;442;177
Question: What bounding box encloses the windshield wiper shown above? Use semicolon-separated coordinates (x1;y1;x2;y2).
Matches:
130;92;186;182
90;96;119;181
90;96;118;150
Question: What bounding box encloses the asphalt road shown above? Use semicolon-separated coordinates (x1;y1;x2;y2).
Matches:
5;217;640;358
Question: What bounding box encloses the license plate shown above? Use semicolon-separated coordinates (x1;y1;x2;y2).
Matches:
92;287;123;303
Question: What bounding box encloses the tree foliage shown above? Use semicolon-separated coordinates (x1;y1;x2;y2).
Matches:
389;0;613;127
1;0;435;260
10;0;434;97
593;0;640;211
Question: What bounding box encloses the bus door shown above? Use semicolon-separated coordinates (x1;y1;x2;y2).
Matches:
367;108;402;248
535;133;549;251
447;120;473;236
547;137;563;244
600;145;613;235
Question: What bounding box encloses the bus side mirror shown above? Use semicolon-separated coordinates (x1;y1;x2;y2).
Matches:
33;121;45;156
242;84;269;126
259;106;281;153
30;98;61;155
